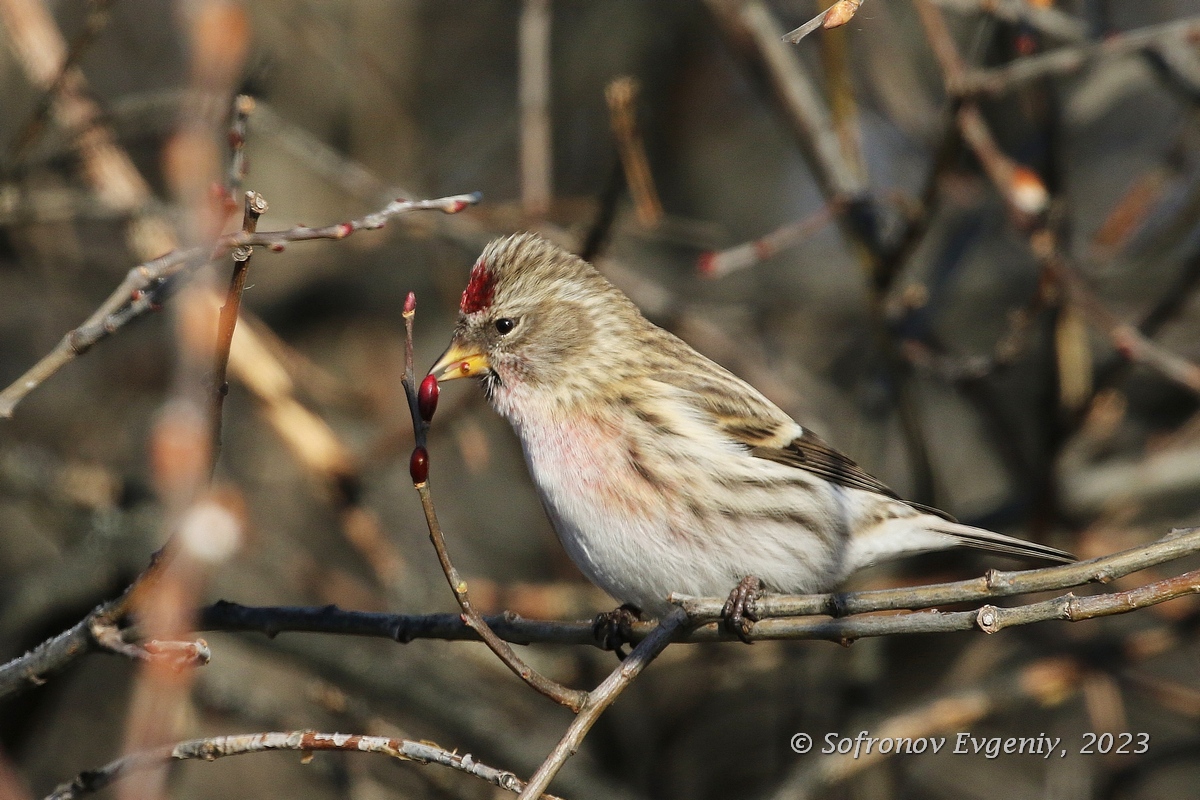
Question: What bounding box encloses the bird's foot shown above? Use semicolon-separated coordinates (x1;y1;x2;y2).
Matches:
722;575;764;644
592;603;642;660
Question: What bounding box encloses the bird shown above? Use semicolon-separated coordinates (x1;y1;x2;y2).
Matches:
429;233;1073;644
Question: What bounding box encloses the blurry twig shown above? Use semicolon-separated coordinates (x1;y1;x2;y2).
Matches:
605;77;662;228
224;95;254;194
43;732;557;800
917;1;1200;401
782;0;864;45
0;192;481;418
929;0;1086;43
0;0;175;257
1042;238;1200;398
519;0;552;219
698;204;835;277
959;16;1200;97
0;552;177;701
709;0;868;205
7;0;115;159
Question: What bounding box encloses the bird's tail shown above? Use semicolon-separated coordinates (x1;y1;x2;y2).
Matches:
849;516;1075;571
930;520;1075;564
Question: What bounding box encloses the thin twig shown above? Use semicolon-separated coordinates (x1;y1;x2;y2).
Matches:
916;0;1200;399
519;0;552;219
399;296;588;712
0;550;170;701
782;0;865;46
197;527;1200;647
928;0;1086;43
605;76;662;228
224;95;254;194
710;0;867;203
959;16;1200;97
0;192;481;418
210;191;267;462
43;731;559;800
8;0;115;159
698;204;835;277
517;607;688;799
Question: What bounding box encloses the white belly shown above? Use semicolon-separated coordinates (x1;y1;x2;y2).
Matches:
502;399;839;613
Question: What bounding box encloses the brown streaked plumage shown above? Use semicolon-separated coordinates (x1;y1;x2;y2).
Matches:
429;233;1074;632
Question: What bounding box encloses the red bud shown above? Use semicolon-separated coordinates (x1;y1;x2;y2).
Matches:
409;446;429;484
404;291;417;314
418;374;439;422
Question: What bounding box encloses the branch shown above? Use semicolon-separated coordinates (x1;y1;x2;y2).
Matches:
915;0;1200;399
605;76;662;228
43;731;560;800
198;527;1200;648
210;190;266;462
519;0;552;218
0;192;481;418
782;0;865;46
398;296;588;712
959;16;1200;97
0;551;209;701
517;607;688;799
928;0;1086;44
708;0;867;203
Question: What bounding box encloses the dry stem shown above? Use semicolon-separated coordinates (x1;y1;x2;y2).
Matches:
43;731;559;800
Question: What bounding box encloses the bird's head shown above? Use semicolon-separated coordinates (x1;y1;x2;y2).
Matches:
428;233;641;407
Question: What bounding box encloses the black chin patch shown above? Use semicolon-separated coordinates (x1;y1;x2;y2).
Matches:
481;369;502;401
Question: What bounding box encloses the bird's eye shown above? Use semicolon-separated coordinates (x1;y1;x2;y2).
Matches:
495;318;516;335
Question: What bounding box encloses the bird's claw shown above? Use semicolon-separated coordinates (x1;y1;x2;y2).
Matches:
722;575;764;644
592;603;642;660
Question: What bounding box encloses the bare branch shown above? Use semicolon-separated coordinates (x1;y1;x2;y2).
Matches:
782;0;864;45
519;0;552;219
960;16;1200;96
518;607;688;799
698;204;835;277
0;192;481;418
198;527;1200;647
399;296;588;712
605;77;663;228
210;191;267;462
0;551;170;701
929;0;1086;43
43;731;559;800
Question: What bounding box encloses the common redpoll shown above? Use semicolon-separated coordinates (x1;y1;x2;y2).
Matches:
429;234;1073;638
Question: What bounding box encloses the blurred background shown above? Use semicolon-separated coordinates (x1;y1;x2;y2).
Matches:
2;1;1200;798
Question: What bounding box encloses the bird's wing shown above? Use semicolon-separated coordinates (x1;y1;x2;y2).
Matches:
647;361;957;521
641;341;961;520
748;429;958;522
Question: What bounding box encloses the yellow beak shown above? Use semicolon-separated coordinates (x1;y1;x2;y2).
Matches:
429;340;490;382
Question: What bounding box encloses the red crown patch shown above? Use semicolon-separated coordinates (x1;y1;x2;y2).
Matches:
460;259;495;314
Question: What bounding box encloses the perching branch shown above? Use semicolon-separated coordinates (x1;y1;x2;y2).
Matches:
198;527;1200;648
0;191;481;418
43;731;560;800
